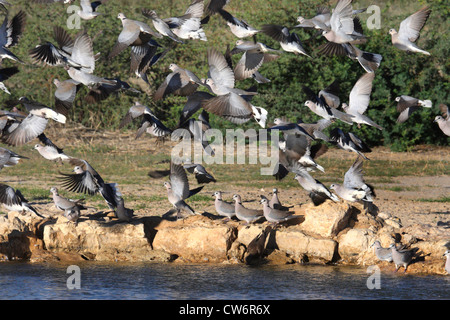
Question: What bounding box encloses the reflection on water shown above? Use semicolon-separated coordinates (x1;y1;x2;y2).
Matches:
0;261;448;300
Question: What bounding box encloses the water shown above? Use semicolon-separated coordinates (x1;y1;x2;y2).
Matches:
0;261;448;300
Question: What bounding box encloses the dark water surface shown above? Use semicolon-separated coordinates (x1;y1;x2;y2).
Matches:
0;261;448;300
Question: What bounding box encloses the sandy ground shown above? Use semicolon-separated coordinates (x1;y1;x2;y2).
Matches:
3;126;449;228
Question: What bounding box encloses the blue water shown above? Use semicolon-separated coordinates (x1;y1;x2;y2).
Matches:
0;261;448;300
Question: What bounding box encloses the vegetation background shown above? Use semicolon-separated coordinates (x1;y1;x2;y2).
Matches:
0;0;448;151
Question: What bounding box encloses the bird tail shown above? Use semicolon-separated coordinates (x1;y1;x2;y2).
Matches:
196;28;208;41
252;105;268;128
25;204;45;218
331;108;354;125
419;100;432;108
44;109;67;124
358;51;383;73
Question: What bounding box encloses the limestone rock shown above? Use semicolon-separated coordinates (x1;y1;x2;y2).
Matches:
271;226;338;263
338;228;377;265
43;216;161;262
151;215;238;263
297;201;353;238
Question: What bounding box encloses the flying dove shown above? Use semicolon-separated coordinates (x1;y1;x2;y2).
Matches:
389;6;431;55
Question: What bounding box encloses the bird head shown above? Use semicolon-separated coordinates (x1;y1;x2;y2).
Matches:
434;116;443;123
73;166;84;174
118;13;126;21
395;97;401;102
168;63;178;71
304;100;311;106
163;181;171;189
232;194;241;202
388;28;397;35
50;187;58;194
260;197;268;204
34;144;41;150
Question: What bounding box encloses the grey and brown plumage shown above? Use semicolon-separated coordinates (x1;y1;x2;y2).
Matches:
395;95;432;123
0;183;43;218
389;6;431;55
389;243;421;273
34;133;72;162
164;162;204;218
232;194;264;224
154;63;203;101
260;197;298;226
0;10;26;63
108;13;162;60
294;169;339;206
434;104;450;136
329;128;372;160
58;158;127;216
370;241;392;262
201;48;267;128
213;191;235;221
0;146;28;170
330;156;375;203
261;24;311;57
244;225;272;265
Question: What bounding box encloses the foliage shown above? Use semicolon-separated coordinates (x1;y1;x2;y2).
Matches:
0;0;448;151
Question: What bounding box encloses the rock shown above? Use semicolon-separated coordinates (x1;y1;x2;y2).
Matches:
0;211;49;261
297;201;353;238
338;228;377;265
151;215;238;263
0;202;448;275
271;226;338;263
43;216;165;262
384;217;403;229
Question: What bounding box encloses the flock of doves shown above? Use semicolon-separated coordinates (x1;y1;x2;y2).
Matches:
0;0;447;259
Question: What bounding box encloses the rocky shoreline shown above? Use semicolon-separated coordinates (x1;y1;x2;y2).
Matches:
0;200;449;275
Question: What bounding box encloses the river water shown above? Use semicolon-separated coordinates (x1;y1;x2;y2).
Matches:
0;261;448;300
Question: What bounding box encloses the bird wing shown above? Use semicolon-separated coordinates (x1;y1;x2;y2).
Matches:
343;156;365;189
38;133;64;153
3;114;48;146
170;162;190;200
201;92;253;124
261;24;289;43
53;25;74;54
58;170;98;195
398;6;431;42
207;47;235;90
54;79;78;116
329;0;354;34
348;73;375;115
0;183;21;206
0;10;26;48
71;32;95;73
80;0;94;13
